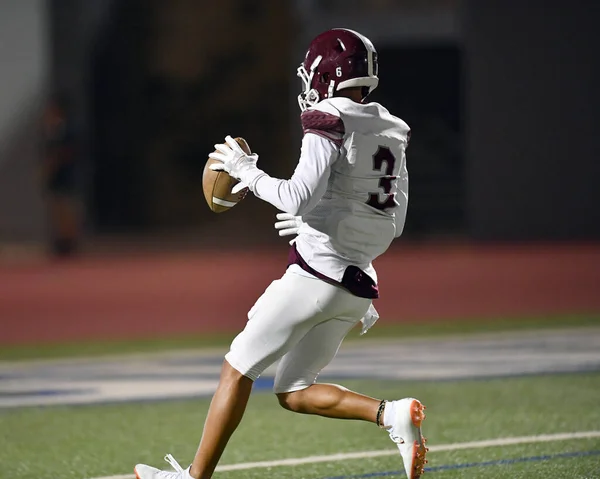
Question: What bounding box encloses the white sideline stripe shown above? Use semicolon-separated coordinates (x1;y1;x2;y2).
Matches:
212;197;237;207
92;430;600;479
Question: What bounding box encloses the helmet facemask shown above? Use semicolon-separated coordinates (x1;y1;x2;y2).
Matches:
297;55;322;112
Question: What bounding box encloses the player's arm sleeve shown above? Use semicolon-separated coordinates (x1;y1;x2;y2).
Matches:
239;108;344;216
247;134;339;216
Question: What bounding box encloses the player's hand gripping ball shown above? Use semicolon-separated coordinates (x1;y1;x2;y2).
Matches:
203;137;251;213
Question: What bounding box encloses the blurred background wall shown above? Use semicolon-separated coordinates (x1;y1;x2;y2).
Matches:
0;0;48;242
464;0;600;240
1;0;599;345
0;0;599;251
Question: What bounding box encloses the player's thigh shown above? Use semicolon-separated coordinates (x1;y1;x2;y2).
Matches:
273;297;371;393
225;272;335;380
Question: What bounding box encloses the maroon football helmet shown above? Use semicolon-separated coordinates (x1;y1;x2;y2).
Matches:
297;28;379;111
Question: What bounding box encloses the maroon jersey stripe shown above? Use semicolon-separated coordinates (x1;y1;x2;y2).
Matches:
301;110;345;135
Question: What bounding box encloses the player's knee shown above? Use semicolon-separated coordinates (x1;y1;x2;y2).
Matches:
222;358;251;382
276;390;306;412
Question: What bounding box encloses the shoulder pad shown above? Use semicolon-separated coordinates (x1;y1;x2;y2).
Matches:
301;109;345;138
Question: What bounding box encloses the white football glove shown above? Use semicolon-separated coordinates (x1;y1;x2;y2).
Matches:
274;213;303;245
209;135;259;193
360;303;379;335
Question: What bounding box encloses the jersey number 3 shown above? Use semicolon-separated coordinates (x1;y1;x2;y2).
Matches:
367;146;397;211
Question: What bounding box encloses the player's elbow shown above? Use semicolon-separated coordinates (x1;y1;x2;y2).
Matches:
280;182;311;216
284;202;304;216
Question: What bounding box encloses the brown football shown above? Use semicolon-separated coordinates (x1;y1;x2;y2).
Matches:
203;137;251;213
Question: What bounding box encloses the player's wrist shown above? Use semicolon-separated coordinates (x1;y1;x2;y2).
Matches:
238;167;266;192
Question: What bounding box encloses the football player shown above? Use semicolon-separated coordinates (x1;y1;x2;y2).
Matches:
135;28;427;479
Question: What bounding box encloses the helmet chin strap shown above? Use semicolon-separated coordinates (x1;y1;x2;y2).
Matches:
327;80;336;99
297;88;319;111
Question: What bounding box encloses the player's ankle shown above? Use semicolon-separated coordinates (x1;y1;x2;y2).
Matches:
187;465;201;479
382;399;396;428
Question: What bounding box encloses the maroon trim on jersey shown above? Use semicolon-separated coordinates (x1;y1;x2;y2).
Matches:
288;244;379;299
301;110;344;146
304;129;344;147
301;110;345;133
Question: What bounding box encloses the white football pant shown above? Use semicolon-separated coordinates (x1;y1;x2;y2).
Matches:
225;267;372;393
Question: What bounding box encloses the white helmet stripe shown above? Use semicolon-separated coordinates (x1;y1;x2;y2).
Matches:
310;55;322;72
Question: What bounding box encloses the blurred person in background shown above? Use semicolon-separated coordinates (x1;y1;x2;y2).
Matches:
40;93;81;257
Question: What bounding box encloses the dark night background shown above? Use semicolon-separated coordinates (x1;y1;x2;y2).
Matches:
0;0;598;248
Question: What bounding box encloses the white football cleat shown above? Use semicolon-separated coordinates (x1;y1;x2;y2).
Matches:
135;454;192;479
385;398;428;479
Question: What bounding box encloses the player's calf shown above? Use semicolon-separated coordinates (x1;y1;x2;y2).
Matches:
276;383;381;421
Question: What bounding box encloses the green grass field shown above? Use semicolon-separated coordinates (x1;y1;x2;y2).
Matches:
2;373;599;479
2;318;600;479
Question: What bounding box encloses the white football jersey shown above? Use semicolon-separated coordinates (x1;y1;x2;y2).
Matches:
294;97;410;284
241;96;409;290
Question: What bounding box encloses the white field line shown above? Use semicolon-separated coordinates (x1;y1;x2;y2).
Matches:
93;430;600;479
